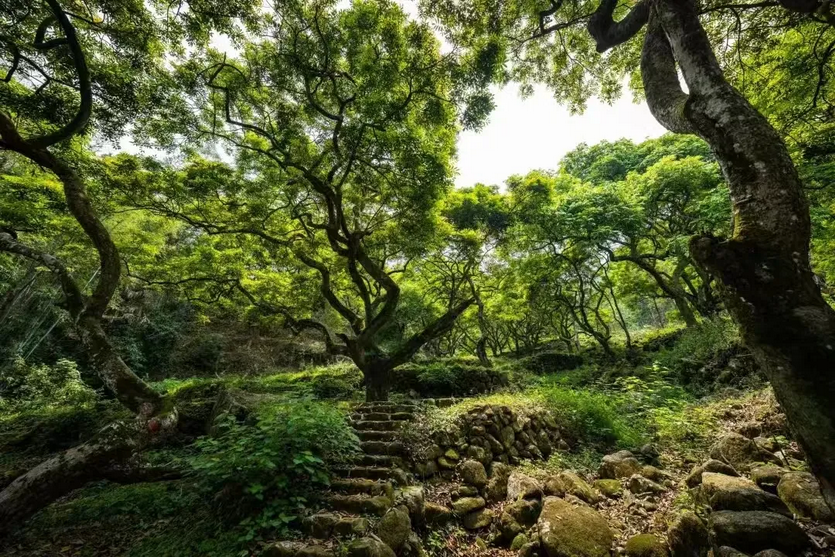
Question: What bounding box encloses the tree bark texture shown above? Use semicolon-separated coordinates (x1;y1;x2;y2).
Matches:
642;0;835;505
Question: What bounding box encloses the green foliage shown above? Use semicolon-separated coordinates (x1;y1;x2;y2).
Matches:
518;350;584;375
392;358;511;397
186;401;359;541
309;366;363;400
534;384;644;449
0;357;95;411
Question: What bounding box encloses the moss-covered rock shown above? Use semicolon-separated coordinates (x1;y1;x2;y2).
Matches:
777;471;834;521
592;479;622;499
624;534;668;557
667;510;709;557
537;496;613;557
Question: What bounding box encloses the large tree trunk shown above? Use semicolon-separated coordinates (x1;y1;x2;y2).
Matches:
364;362;392;402
643;0;835;505
0;411;178;538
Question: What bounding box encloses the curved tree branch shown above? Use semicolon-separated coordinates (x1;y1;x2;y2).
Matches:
587;0;651;52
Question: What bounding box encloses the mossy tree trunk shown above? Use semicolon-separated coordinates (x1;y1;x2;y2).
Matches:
631;0;835;505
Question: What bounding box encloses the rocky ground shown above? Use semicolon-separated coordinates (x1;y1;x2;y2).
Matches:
260;390;835;557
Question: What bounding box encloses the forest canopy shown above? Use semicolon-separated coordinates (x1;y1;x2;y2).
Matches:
2;0;835;555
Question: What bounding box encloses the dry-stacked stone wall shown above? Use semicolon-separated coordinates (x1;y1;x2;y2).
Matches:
412;404;567;478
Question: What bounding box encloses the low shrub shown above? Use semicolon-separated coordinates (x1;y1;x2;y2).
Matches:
0;357;96;410
392;358;511;397
535;384;644;449
309;367;363;399
186;400;359;542
518;350;584;375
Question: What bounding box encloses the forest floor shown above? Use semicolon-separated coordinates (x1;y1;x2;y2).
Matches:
1;324;833;556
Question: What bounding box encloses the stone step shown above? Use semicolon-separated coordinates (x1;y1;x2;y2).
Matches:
330;478;394;497
356;430;399;442
352;411;414;421
355;403;419;413
351;420;403;431
333;466;409;485
353;454;400;467
325;493;393;516
302;512;370;539
360;440;406;456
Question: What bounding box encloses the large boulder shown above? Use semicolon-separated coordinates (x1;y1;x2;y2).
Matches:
462;508;494;530
624;533;668;557
628;474;666;495
544;471;599;504
708;511;809;555
424;501;453;526
345;537;396;557
686;459;739;488
537;496;613;557
598;450;642;479
505;497;543;527
667;510;709;557
400;532;425;557
709;433;780;471
262;541;306;557
750;464;787;493
593;479;623;499
699;472;790;515
395;486;425;525
459;460;488;488
376;506;411;552
507;471;543;501
451;496;485;515
485;462;512;502
777;471;835;521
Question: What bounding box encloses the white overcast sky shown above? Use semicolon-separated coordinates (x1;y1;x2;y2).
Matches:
454;84;666;189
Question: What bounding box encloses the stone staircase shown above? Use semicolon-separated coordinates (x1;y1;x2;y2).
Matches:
278;401;419;553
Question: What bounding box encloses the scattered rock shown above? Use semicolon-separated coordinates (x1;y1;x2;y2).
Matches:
777;471;835;521
593;479;622;499
459;460;488;488
737;421;762;438
709;510;809;555
485;462;512;502
749;464;786;493
262;541;306;557
297;547;334;557
424;501;453;525
511;533;530;551
752;551;788;557
345;537;396;557
753;436;778;453
334;517;370;537
686;459;739;488
710;433;780;471
699;472;790;515
451;496;486;515
537;496;613;557
628;474;666;495
545;471;599;504
507;471;543;501
624;533;668;557
505;497;543;527
641;465;673;483
716;548;748;557
400;532;425;557
395;486;425;525
599;450;642;479
462;508;494;530
376;506;411;552
667;510;709;557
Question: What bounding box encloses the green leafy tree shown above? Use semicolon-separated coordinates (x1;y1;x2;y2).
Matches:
423;0;835;500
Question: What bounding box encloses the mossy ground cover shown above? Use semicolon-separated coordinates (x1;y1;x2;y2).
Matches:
0;321;773;556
